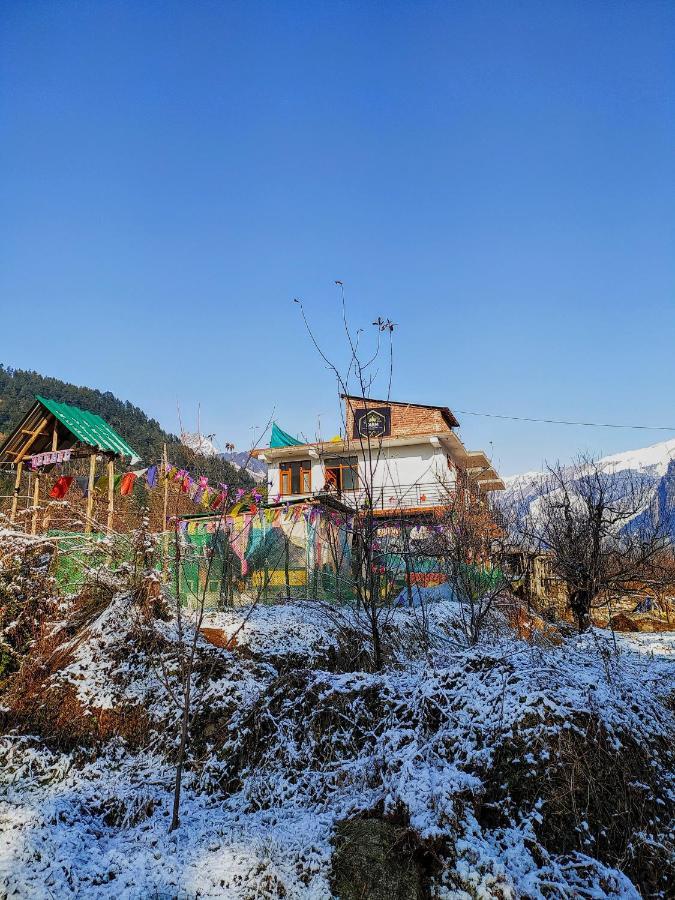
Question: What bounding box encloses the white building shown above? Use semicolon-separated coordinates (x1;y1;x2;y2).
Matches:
255;395;504;516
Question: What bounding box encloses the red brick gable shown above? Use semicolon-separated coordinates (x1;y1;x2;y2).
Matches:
344;396;457;439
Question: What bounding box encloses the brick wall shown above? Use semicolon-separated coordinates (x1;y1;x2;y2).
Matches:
344;398;452;439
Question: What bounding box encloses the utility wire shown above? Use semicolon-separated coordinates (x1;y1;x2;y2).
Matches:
455;409;675;432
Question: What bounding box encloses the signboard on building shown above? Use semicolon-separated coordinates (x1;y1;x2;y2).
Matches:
353;407;391;439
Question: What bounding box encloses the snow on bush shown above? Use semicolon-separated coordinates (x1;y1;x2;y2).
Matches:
0;585;673;898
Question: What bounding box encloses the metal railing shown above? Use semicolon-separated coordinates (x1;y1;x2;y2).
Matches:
310;481;453;511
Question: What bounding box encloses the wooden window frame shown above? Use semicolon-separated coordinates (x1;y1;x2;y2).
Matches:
279;460;312;496
323;456;359;492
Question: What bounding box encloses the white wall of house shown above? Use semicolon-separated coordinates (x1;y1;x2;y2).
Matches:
266;438;457;509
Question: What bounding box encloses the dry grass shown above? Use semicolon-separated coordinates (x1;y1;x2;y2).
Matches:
481;712;674;897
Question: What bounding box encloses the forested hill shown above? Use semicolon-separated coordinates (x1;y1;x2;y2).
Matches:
0;365;252;487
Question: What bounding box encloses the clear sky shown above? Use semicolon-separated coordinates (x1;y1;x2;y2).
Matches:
1;1;673;475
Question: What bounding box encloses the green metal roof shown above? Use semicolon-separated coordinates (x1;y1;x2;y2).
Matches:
36;395;141;462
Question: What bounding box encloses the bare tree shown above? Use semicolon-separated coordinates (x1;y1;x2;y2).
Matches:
295;288;400;670
518;455;669;632
159;421;274;832
431;474;510;645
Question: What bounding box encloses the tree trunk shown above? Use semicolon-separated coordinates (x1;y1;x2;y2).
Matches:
570;588;592;632
170;684;191;832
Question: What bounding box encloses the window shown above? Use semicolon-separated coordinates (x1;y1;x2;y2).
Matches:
279;460;312;495
323;456;359;492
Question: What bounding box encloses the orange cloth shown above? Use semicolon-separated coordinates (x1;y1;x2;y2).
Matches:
120;472;137;496
50;476;73;499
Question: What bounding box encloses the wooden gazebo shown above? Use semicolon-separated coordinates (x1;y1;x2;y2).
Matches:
0;395;140;533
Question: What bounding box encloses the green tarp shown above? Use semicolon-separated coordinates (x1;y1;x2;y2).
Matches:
270;422;303;449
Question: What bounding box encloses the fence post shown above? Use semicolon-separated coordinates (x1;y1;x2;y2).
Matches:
10;461;23;525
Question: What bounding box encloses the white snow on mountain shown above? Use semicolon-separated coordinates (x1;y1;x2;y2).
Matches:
180;431;220;458
504;438;675;484
501;437;675;538
220;450;268;483
598;437;675;477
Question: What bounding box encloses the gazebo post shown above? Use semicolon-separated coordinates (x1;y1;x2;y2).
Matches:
42;421;59;533
85;452;96;534
31;472;40;535
107;458;115;533
10;461;23;525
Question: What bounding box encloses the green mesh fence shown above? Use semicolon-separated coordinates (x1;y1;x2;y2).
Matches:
44;514;500;611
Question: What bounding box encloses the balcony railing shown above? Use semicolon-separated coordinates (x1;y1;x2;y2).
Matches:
312;481;454;511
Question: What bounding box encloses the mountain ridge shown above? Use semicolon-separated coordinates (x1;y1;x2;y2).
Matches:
501;436;675;539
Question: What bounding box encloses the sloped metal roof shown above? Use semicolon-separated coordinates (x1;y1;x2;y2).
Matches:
35;396;140;461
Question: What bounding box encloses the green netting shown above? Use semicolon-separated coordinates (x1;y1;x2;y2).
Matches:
48;530;175;595
178;505;355;608
42;515;498;611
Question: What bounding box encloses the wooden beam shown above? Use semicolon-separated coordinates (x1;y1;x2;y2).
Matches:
51;422;59;452
20;428;50;438
16;416;51;461
84;453;96;534
9;461;23;524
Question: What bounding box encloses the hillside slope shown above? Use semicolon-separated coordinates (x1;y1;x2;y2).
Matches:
0;365;251;487
1;575;672;898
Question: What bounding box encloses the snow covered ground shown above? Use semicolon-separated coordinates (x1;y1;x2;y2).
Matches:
613;629;675;657
1;598;673;899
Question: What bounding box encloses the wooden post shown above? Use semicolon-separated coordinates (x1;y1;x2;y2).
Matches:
40;423;59;535
10;461;23;525
84;453;96;534
106;459;115;533
31;472;40;535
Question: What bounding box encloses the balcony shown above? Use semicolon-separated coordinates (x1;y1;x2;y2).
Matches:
311;480;454;513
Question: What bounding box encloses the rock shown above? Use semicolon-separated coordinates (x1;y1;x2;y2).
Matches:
608;613;640;632
331;818;424;900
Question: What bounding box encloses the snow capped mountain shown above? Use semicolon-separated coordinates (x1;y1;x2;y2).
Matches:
180;431;220;458
219;450;268;484
501;437;675;538
179;433;267;483
597;437;675;478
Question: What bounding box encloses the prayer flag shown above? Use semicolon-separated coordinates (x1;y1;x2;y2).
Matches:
120;472;137;495
49;476;73;499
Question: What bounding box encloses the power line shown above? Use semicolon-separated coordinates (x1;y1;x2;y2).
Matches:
455;409;675;432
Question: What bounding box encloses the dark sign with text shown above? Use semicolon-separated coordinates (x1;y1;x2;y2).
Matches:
353;407;391;439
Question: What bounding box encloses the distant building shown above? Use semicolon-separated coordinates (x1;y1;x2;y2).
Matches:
255;394;504;517
499;547;568;615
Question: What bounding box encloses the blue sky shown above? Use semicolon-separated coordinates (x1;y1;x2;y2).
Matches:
1;1;673;475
